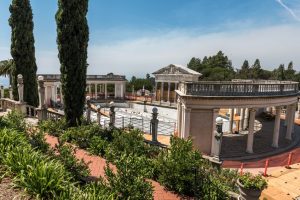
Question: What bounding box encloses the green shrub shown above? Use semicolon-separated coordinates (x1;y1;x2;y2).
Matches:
60;124;114;149
198;173;230;200
155;136;202;196
28;129;52;154
0;110;26;132
106;129;157;161
1;143;73;199
105;154;153;200
39;118;67;137
88;136;109;156
0;128;30;159
54;142;90;181
239;172;267;190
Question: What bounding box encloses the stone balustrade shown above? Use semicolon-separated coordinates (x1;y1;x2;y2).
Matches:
179;81;299;97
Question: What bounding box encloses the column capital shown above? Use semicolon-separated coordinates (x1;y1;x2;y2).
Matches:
249;108;256;112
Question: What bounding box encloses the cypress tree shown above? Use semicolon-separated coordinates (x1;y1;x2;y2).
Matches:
9;0;38;106
56;0;89;127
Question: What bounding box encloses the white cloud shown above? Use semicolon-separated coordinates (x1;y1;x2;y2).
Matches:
87;25;300;78
1;25;300;79
275;0;300;22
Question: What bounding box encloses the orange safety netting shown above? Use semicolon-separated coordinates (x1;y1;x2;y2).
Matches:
222;147;300;169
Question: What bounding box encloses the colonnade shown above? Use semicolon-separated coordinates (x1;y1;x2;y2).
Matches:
86;82;125;99
226;104;296;154
154;81;178;103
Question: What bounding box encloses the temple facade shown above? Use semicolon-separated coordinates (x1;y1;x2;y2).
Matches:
152;64;201;103
38;73;127;106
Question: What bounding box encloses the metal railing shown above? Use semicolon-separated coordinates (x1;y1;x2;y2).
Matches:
179;81;299;97
101;115;176;136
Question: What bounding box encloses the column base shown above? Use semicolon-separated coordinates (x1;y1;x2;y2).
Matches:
271;143;278;148
246;149;253;154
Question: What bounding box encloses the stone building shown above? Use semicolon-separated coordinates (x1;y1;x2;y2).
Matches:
152;64;201;103
38;73;127;106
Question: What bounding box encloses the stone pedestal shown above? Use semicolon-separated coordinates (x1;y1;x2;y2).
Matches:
36;108;48;121
15;102;27;116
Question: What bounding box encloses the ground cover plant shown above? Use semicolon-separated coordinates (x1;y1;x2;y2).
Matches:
0;112;116;199
37;118;240;199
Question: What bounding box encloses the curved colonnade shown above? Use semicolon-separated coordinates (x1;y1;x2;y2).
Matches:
175;80;299;158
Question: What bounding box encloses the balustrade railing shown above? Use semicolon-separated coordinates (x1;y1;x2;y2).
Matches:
179;81;299;96
46;108;64;121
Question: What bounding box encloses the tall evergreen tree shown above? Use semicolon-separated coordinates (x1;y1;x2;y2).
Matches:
187;57;201;72
9;0;38;106
286;61;295;80
56;0;89;127
238;60;250;79
251;59;263;79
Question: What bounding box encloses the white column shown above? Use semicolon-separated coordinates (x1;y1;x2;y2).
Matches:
54;85;57;103
160;82;164;102
114;83;117;98
105;83;107;99
45;85;48;105
121;83;124;99
284;106;291;127
286;104;296;140
229;108;234;133
180;104;185;138
59;84;63;104
183;107;191;139
246;108;256;153
88;84;91;96
272;106;282;148
239;108;245;131
174;83;178;104
51;86;55;101
176;99;182;135
95;84;98;99
167;82;170;102
243;108;249;129
154;82;158;101
210;109;220;156
291;104;296;134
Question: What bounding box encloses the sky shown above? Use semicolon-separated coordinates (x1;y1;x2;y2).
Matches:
1;0;300;85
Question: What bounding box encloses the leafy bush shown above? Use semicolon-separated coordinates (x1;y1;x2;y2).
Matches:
28;129;52;154
198;173;230;200
4;147;73;199
0;110;26;132
39;118;67;137
105;154;153;200
0;127;121;199
106;129;158;162
155;136;202;196
0;128;30;159
56;180;115;200
54;142;90;181
88;136;109;156
239;172;267;190
60;124;113;149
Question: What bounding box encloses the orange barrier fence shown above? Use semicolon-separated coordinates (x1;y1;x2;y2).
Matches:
223;147;300;170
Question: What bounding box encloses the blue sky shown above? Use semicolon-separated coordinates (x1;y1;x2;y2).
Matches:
1;0;300;85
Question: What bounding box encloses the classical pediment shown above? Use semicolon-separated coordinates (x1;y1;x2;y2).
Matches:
152;64;201;75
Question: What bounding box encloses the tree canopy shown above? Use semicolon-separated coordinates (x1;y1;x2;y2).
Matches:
187;51;299;82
